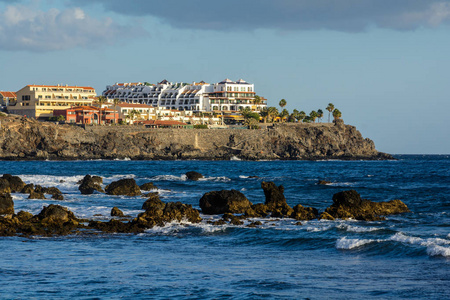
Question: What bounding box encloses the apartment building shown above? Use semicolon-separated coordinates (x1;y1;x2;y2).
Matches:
102;79;267;113
8;84;96;118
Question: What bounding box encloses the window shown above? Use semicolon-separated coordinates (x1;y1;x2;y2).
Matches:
38;95;42;99
22;95;30;100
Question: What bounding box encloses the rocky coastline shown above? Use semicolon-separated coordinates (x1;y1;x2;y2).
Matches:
0;173;410;237
0;114;392;160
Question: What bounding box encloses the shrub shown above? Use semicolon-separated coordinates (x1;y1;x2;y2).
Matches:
194;124;208;129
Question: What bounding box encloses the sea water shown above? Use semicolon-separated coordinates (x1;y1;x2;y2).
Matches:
0;155;449;299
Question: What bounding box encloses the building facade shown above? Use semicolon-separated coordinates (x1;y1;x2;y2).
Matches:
102;79;267;113
8;84;96;118
0;91;17;108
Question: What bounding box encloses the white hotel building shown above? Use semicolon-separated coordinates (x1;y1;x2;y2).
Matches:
102;79;267;112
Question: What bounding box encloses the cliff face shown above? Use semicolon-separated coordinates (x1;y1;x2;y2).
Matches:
0;115;391;160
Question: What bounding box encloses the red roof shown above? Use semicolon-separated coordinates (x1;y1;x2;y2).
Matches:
27;85;95;90
0;91;16;98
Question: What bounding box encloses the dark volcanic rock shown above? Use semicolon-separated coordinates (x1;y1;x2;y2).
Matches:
325;190;410;221
317;180;331;185
142;193;165;211
36;204;78;226
0;193;14;215
140;182;157;191
134;201;201;229
28;190;46;200
106;178;141;196
45;187;64;200
186;171;204;181
0;179;11;194
21;184;34;194
199;190;252;215
261;181;293;217
79;175;104;194
2;174;25;192
111;207;124;217
291;204;318;221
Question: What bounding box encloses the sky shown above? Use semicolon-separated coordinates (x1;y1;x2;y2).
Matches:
0;0;449;154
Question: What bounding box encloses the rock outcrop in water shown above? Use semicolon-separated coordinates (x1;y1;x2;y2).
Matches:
321;190;410;221
0;174;411;236
0;115;391;160
79;175;104;194
199;190;252;214
105;178;141;196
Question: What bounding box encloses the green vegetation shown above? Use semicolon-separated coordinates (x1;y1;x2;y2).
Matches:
326;103;335;123
95;96;108;125
194;124;208;129
333;108;342;120
49;115;65;122
279;99;287;109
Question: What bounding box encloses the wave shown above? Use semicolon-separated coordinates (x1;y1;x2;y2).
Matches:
149;174;231;182
390;233;450;257
336;237;379;249
337;224;382;233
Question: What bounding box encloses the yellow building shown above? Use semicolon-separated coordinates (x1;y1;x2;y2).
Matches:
8;84;96;119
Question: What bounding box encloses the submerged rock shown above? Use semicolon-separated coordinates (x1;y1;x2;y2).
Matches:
140;182;157;191
186;171;203;181
79;175;104;194
199;190;252;214
0;193;14;215
105;178;141;196
324;190;410;221
317;180;331;185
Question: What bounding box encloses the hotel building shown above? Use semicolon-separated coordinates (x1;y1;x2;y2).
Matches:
8;84;96;119
102;79;267;112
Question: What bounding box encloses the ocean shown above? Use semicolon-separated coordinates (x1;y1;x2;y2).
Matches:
0;155;449;299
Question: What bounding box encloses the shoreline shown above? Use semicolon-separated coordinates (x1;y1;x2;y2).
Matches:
0;115;392;161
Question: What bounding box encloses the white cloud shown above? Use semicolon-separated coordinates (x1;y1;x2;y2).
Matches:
0;5;145;51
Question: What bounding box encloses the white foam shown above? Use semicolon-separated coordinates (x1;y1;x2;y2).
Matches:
336;237;377;249
198;176;231;182
239;175;249;179
306;224;333;232
150;174;187;181
427;245;450;257
390;233;450;257
230;156;241;161
337;224;381;233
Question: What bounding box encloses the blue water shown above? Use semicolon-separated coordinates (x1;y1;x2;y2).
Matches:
0;155;449;299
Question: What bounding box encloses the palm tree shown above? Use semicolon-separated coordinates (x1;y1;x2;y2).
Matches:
295;110;306;122
279;99;287;110
317;109;324;123
309;110;318;123
95;96;109;125
326;103;335;123
253;95;262;110
267;107;279;123
279;108;289;122
259;107;269;123
333;108;342;120
112;98;120;124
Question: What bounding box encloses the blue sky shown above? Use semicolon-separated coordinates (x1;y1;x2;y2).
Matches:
1;0;449;154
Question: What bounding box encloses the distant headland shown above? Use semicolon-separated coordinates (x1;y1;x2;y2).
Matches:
0;114;391;161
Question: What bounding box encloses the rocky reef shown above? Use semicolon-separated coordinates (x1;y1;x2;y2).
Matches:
0;115;391;160
0;174;411;237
